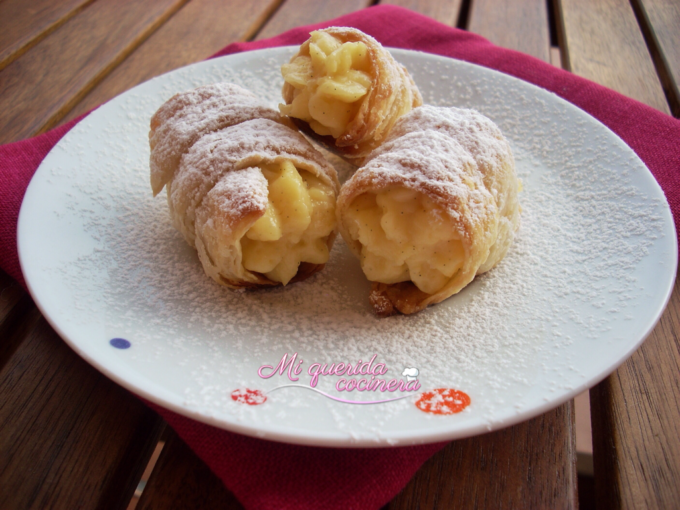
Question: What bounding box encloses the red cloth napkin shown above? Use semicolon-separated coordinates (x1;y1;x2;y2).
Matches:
2;5;680;509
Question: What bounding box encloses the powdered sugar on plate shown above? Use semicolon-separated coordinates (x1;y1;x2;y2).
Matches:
18;48;676;446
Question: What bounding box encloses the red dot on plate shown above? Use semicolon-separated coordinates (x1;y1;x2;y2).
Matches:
415;388;471;415
231;388;267;406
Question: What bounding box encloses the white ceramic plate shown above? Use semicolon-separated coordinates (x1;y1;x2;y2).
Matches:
18;47;676;447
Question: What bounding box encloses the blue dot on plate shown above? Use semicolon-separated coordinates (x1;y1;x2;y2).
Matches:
110;338;131;349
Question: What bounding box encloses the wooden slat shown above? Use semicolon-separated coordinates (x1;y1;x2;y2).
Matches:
555;0;670;114
467;0;550;62
0;0;94;72
0;2;182;505
590;277;680;509
550;46;563;68
0;315;165;509
255;0;373;41
574;392;593;455
64;0;282;122
387;403;578;509
0;0;187;144
380;0;463;26
556;1;679;507
137;428;244;510
634;0;680;116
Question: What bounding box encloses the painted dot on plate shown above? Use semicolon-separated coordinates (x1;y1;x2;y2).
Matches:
110;338;131;349
415;388;471;415
231;388;267;406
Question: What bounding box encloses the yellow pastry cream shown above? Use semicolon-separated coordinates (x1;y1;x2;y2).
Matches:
343;188;464;295
279;30;372;139
240;159;336;285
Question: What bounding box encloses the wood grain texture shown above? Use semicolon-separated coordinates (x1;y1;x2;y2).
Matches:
590;277;680;509
380;0;463;26
0;0;94;72
255;0;373;40
574;392;592;454
137;428;244;510
555;0;670;114
633;0;680;116
64;0;282;122
550;46;563;68
468;0;550;62
557;1;679;506
387;403;578;509
0;316;165;509
0;0;187;144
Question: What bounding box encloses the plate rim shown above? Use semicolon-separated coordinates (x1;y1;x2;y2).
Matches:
17;45;678;447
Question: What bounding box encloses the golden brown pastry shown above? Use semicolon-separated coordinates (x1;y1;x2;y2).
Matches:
149;82;288;196
149;83;339;288
336;106;520;316
279;27;422;163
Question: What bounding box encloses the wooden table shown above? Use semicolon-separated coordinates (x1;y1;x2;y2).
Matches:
1;1;678;508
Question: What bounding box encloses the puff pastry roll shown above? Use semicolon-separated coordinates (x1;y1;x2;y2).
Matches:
149;82;287;196
279;27;422;163
154;112;339;288
336;106;520;316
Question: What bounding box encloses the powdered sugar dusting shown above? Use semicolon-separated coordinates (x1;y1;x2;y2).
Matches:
355;130;492;225
149;82;283;195
21;48;674;446
168;118;337;248
207;167;269;223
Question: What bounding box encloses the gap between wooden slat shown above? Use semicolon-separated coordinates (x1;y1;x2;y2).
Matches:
245;0;287;41
457;0;472;29
126;440;166;510
136;428;244;510
546;0;560;46
629;0;680;117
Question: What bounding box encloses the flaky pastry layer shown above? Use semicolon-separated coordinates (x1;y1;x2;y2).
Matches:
148;81;340;289
337;107;519;316
169;119;339;289
149;83;289;196
280;27;422;162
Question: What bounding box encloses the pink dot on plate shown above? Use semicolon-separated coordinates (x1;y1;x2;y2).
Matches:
231;388;267;406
